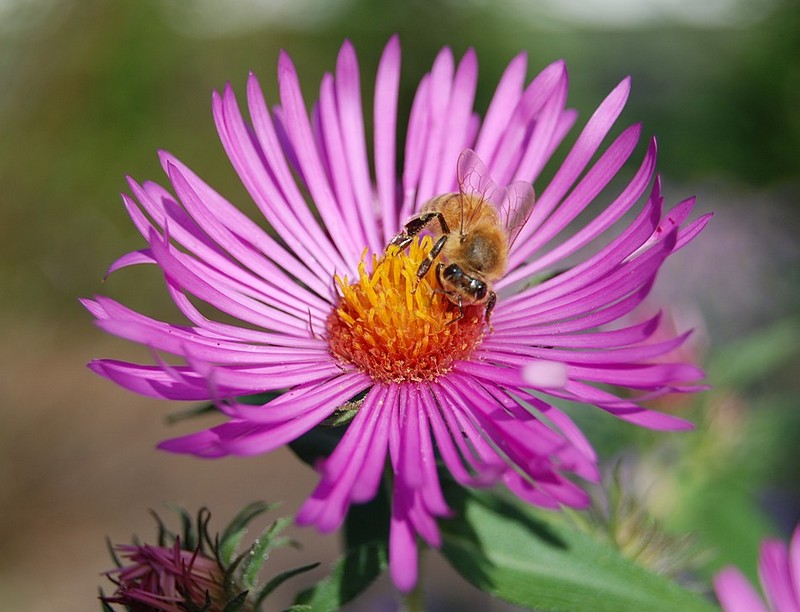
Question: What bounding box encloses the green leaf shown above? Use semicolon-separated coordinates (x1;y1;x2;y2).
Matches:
292;541;388;612
253;562;320;607
288;425;348;468
167;391;285;424
240;529;276;588
220;590;249;612
708;318;800;390
219;502;276;565
166;402;219;424
440;484;716;612
344;469;391;549
320;404;361;427
288;390;368;466
236;391;287;406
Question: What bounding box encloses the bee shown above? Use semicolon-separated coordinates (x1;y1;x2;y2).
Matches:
388;149;535;327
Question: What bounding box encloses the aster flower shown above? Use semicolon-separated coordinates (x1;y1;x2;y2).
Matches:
714;525;800;612
102;540;226;611
100;503;316;611
85;36;710;591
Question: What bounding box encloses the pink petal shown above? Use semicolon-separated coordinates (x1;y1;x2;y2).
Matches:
714;567;768;612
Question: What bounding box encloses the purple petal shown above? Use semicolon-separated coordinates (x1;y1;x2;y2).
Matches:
146;228;310;335
483;312;662;350
513;62;571;184
154;166;332;321
507;126;652;274
374;35;401;242
489;59;568;187
562;380;694;430
222;372;369;424
276;52;361;265
89;359;215;401
523;77;631;239
389;488;418;593
474;51;527;168
214;82;351;275
400;74;430;222
94;318;327;365
714;568;768;612
759;539;798;612
522;360;568;389
105;249;155;277
435;48;478;195
397;385;424;489
318;73;362;239
297;386;394;532
335;40;382;254
415;46;455;204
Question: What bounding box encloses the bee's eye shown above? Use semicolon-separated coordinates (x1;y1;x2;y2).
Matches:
471;279;487;300
444;264;461;278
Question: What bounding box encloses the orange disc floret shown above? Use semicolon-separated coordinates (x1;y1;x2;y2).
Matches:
327;236;485;383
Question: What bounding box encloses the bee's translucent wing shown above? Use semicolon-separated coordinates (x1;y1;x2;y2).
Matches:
456;149;501;235
501;180;536;249
457;149;535;248
457;149;500;201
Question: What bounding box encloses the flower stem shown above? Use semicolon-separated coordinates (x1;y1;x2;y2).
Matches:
402;546;425;612
402;575;425;612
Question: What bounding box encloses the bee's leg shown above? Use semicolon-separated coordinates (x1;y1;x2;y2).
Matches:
413;235;448;292
387;212;450;251
484;291;497;332
448;294;465;324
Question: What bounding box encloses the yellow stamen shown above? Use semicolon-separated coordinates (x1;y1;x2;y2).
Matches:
327;236;485;383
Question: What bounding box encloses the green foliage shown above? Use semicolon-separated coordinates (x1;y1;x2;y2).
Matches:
293;541;388;611
439;484;715;612
707;318;800;391
289;423;349;467
647;319;800;582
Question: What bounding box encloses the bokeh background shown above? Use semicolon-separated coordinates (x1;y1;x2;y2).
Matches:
1;0;799;609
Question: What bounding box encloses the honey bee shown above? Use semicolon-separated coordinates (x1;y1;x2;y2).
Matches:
388;149;535;327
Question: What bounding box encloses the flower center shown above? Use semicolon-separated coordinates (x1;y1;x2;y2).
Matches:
327;236;485;383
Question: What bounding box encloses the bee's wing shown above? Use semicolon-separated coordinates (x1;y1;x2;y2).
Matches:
457;149;535;248
456;149;501;234
501;180;536;249
457;149;499;201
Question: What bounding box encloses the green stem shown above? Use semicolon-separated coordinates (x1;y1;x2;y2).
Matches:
402;548;425;612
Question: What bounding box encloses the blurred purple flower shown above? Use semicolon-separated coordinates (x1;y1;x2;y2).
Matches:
101;540;224;611
85;37;709;591
714;526;800;612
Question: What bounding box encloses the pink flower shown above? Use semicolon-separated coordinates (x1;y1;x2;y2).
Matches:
714;526;800;612
85;37;709;591
101;540;224;611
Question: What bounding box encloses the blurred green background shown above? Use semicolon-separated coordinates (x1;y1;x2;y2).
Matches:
1;0;798;609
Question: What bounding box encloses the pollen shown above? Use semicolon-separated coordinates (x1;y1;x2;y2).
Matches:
327;236;485;383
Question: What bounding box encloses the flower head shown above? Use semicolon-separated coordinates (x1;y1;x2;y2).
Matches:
327;237;486;383
102;540;225;611
100;504;315;611
86;37;710;591
714;525;800;612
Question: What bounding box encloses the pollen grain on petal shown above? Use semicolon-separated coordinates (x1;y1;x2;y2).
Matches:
327;237;484;383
